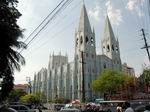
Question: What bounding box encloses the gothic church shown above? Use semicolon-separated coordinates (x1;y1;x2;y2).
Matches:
32;3;131;102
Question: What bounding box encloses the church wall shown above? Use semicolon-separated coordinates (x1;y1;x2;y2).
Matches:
96;55;113;77
62;64;68;98
41;68;47;102
31;3;134;102
32;74;37;94
47;69;52;101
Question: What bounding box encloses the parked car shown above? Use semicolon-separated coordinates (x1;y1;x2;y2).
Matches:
8;107;18;112
59;108;81;112
0;106;18;112
53;104;65;111
8;105;36;112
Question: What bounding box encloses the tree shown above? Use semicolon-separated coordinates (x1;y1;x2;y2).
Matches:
139;68;150;93
35;92;47;103
122;74;136;99
92;70;124;93
20;94;40;104
7;89;27;102
92;69;135;100
0;0;26;100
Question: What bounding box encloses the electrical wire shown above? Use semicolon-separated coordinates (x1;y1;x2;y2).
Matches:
24;19;78;57
20;0;74;53
22;0;81;54
25;0;73;45
22;0;65;43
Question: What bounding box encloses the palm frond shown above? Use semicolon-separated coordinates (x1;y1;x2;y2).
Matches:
7;53;21;71
9;48;25;65
12;41;27;49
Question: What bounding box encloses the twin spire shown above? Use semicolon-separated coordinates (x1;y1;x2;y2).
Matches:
78;3;92;33
103;15;116;41
78;2;115;42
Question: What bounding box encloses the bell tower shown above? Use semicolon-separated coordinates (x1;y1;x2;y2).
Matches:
74;3;96;101
101;16;122;71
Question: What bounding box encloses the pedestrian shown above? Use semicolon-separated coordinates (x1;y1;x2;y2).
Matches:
144;105;150;112
124;102;134;112
116;102;123;112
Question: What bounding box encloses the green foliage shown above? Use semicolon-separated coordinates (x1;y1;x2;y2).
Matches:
0;0;26;100
7;89;27;102
54;98;65;103
141;69;150;86
92;69;136;99
35;92;47;103
20;94;40;104
92;70;125;94
54;97;70;104
139;68;150;92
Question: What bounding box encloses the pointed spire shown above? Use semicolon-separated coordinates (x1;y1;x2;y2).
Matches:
103;15;116;41
93;27;95;35
116;37;119;45
116;35;119;42
78;3;92;33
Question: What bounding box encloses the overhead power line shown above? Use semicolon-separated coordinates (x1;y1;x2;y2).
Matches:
20;0;74;53
23;0;65;44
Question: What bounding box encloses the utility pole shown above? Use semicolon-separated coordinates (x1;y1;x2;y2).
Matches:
80;51;86;102
26;77;32;93
141;28;150;62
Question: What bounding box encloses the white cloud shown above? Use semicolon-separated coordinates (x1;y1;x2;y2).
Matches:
126;0;137;11
105;1;123;26
88;5;101;22
126;0;145;17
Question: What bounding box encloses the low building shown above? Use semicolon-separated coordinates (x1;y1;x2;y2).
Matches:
14;84;29;93
122;63;135;76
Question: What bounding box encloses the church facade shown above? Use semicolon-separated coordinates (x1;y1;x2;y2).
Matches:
31;4;133;102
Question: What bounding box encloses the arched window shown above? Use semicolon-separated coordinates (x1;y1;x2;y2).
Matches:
107;45;110;52
76;38;78;46
112;45;114;51
103;63;106;68
91;37;94;46
80;36;83;44
115;45;118;53
86;36;89;44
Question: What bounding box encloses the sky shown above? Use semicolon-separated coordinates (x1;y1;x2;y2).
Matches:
14;0;150;84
